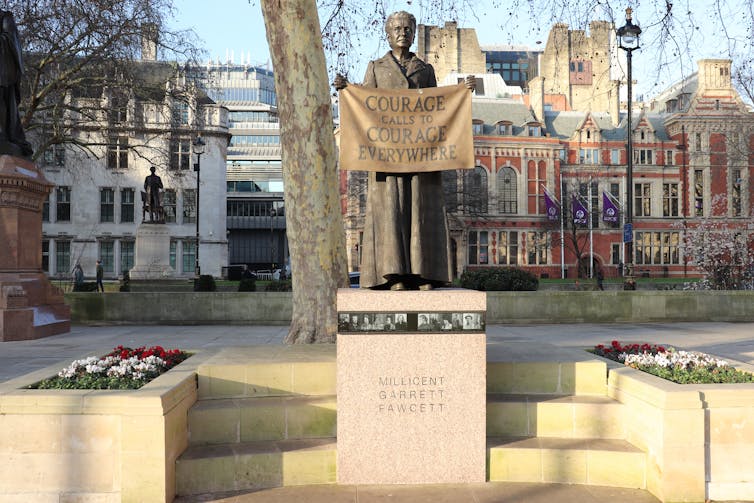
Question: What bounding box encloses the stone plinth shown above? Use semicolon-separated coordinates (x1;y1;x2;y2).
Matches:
0;155;70;341
130;223;175;280
336;288;486;484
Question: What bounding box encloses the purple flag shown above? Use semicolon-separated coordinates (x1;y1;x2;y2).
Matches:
572;195;588;225
602;192;619;223
544;189;560;221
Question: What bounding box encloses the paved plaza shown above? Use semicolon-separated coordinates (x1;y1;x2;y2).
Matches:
3;321;754;383
4;321;754;502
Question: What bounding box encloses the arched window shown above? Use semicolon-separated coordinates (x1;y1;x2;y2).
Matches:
497;166;517;214
464;166;488;214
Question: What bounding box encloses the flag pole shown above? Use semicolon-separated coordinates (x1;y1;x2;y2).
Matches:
588;181;594;279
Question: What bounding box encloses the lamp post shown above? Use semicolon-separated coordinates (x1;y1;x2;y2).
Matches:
270;206;277;272
192;135;205;278
617;7;641;290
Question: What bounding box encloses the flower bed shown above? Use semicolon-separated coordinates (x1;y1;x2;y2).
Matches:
30;345;190;389
591;340;754;384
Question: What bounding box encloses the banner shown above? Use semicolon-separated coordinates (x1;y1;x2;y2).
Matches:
602;191;620;223
572;195;588;225
544;188;560;221
338;83;474;173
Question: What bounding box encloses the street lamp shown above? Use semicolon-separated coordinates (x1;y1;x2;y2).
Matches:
617;7;641;290
192;135;205;278
270;206;277;272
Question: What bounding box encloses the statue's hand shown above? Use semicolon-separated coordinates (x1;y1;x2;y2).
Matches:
334;73;349;91
464;75;476;91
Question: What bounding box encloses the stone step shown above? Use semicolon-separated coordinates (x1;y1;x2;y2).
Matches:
488;437;646;489
487;394;625;439
487;342;608;395
197;346;336;399
188;395;337;446
198;343;608;399
175;438;337;496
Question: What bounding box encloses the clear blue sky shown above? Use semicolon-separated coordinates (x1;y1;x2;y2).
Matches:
170;0;751;101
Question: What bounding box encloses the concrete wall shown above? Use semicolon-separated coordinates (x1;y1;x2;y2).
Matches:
66;290;754;325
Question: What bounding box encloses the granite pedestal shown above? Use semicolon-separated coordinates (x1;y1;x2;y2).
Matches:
0;155;70;341
129;223;175;280
336;288;486;484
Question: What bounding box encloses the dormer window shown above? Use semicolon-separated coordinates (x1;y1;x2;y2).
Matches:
496;121;513;136
472;120;484;135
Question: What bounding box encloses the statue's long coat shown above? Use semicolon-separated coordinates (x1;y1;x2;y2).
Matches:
358;51;451;289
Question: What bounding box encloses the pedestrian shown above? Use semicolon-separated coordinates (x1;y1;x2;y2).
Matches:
95;260;104;292
72;263;84;291
597;268;604;291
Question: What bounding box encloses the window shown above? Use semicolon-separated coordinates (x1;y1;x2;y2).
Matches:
610;149;620;165
635;231;680;265
99;241;114;273
569;59;592;84
182;240;196;273
527;161;546;215
498;231;518;265
229;135;280;146
611;243;621;265
497;123;512;135
120;188;134;223
56;186;71;222
665;150;674;166
635;183;651;217
662;183;679;217
183;189;196;224
497;167;517;214
527;125;541;137
464;167;488;214
694;169;704;216
170;240;177;269
100;188;114;223
634;149;653;165
170;138;191;170
695;132;702;152
526;231;548;265
468;230;489;265
472;123;483;135
442;170;459;213
42;240;49;272
107;135;128;169
55;240;71;277
732;168;742;217
109;93;128;124
42;194;50;222
43;144;65;167
120;241;134;273
172;99;189;126
163;189;176;223
580;148;599;164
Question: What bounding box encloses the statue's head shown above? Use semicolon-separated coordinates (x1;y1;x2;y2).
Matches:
150;166;156;174
385;11;416;51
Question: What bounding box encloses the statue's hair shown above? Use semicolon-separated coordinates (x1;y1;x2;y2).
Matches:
385;11;416;32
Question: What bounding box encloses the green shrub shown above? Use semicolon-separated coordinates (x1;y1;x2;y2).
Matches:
238;278;256;292
119;271;130;292
265;280;292;291
193;274;217;292
73;281;98;292
460;267;539;291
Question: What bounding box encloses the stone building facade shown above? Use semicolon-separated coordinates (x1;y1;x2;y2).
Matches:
39;65;229;281
342;57;754;281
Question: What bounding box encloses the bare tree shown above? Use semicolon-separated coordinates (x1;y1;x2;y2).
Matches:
5;0;203;164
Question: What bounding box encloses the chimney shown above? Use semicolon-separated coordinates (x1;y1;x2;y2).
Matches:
610;79;621;126
529;76;545;122
141;23;158;61
696;59;732;91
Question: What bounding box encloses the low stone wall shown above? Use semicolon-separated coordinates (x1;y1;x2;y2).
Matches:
607;362;754;502
0;351;210;502
66;290;754;325
66;292;293;324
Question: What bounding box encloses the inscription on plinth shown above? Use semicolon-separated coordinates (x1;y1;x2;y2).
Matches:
336;289;486;484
